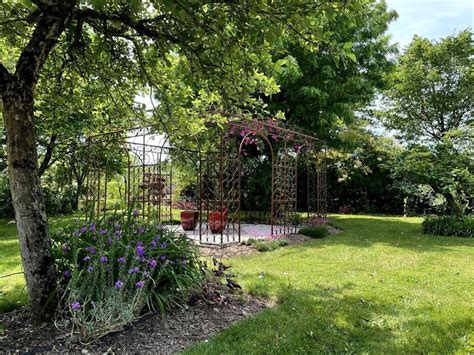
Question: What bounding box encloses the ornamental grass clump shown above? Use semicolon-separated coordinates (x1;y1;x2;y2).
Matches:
52;213;203;342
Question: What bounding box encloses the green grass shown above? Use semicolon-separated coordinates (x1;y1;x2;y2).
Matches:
1;215;473;352
0;214;82;313
186;215;474;354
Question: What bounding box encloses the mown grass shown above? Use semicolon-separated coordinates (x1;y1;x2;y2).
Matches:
0;214;82;313
186;215;474;354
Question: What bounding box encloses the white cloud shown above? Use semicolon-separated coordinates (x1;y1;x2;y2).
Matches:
386;0;473;47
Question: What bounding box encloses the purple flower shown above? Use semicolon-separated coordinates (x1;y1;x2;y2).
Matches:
117;257;126;264
115;280;124;289
160;255;167;261
71;301;81;310
63;270;71;279
92;236;97;241
155;236;161;241
160;242;168;249
132;209;140;217
100;256;108;264
83;256;91;262
90;223;96;232
135;281;145;289
86;246;96;255
148;259;157;268
99;228;107;235
181;258;188;265
138;226;145;234
114;223;121;230
150;240;157;249
136;244;146;258
62;243;70;253
128;266;140;274
87;266;94;273
107;237;113;245
114;230;122;238
80;225;88;234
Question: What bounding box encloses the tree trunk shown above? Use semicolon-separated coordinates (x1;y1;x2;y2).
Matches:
3;87;57;323
444;192;463;218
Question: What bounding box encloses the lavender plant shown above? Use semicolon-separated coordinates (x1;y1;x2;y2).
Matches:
51;211;204;342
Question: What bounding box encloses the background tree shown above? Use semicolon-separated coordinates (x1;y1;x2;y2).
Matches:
380;30;473;143
268;0;397;144
380;30;473;217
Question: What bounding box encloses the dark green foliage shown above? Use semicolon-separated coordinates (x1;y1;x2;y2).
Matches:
422;216;473;238
298;227;329;239
0;174;14;218
268;1;397;144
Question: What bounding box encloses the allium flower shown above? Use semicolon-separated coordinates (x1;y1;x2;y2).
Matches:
148;259;157;268
114;280;124;289
83;256;91;262
86;246;96;255
128;266;140;274
100;256;108;264
63;270;71;278
71;301;81;310
99;228;107;235
87;266;94;273
117;257;126;264
132;209;140;217
136;244;145;258
135;281;145;289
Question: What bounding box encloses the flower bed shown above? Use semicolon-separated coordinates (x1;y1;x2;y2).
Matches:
52;212;203;341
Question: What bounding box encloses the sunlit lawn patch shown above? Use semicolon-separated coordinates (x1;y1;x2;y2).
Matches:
186;215;474;354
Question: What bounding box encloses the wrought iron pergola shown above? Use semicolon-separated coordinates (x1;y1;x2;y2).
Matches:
84;118;327;244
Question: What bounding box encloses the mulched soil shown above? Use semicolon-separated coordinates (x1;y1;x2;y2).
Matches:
200;227;342;259
0;290;267;353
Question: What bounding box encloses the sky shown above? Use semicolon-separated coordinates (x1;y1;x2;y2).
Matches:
386;0;473;48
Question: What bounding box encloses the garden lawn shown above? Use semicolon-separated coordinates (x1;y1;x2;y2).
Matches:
187;215;474;354
0;214;81;313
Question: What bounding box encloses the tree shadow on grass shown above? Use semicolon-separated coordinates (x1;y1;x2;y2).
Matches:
188;280;472;354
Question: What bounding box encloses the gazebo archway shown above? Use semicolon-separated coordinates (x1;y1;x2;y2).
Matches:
84;117;327;244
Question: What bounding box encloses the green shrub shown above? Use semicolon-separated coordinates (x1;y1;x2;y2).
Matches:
254;238;289;252
242;238;257;246
298;227;329;239
422;215;473;238
52;212;203;341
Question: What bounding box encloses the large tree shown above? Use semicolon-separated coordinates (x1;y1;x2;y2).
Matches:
267;0;397;144
380;30;473;143
380;30;473;216
0;0;358;321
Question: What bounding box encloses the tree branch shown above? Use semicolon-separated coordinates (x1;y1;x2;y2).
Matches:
38;134;57;176
14;1;77;87
0;62;12;95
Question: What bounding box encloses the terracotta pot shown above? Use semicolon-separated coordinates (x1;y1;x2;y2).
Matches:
208;208;228;234
180;211;199;231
